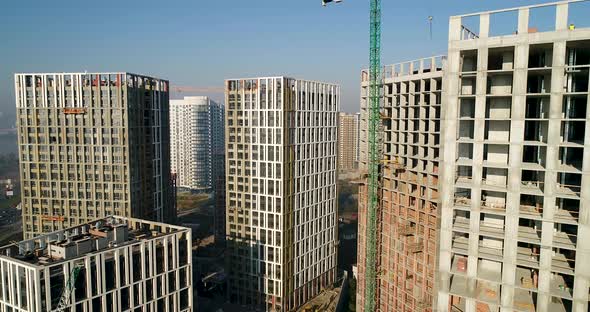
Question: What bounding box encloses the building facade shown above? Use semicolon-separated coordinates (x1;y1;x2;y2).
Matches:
170;96;224;193
15;73;175;239
338;112;359;172
438;2;590;311
355;112;361;164
225;77;339;311
0;216;192;311
356;56;444;312
214;174;226;245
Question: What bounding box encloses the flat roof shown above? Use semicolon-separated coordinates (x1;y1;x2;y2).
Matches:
0;216;188;268
14;72;169;82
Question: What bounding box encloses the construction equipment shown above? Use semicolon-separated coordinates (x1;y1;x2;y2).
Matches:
323;0;381;310
42;215;65;222
62;108;87;115
55;265;83;312
364;0;382;309
322;0;343;6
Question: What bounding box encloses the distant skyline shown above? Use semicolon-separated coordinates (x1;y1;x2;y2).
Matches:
0;0;585;119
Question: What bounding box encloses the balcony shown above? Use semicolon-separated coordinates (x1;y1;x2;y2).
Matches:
477;237;504;262
454;196;471;210
520;180;544;196
478;220;505;240
514;288;536;312
555;182;581;198
518;225;542;245
450;254;468;276
484;120;511;143
558;146;583;173
452;233;469;255
454;176;473;188
453;215;470;233
516;242;540;269
549;273;574;300
554;198;580;224
474;279;501;306
481;201;506;215
551;249;576;275
560;120;585;146
450;274;473;299
553;226;577;250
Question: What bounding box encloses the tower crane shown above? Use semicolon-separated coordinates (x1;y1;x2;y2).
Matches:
323;0;382;311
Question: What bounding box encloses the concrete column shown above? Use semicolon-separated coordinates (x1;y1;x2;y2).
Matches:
570;58;590;312
518;8;530;35
449;17;462;41
34;269;42;312
555;3;569;31
437;49;461;312
500;43;528;311
480;13;490;38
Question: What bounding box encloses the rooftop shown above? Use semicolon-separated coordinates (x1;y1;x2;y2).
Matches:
0;216;188;268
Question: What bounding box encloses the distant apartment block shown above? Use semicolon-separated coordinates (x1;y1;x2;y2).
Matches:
338;112;359;172
225;77;339;311
0;216;192;311
170;96;224;193
15;73;175;238
357;56;444;312
438;2;590;311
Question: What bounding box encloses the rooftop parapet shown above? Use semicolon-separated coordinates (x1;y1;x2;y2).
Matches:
361;55;446;82
0;216;188;268
450;0;590;41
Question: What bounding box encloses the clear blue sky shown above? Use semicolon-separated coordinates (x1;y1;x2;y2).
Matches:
0;0;586;122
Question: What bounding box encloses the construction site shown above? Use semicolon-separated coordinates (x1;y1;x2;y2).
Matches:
352;0;590;312
0;216;192;311
357;56;444;312
437;1;590;311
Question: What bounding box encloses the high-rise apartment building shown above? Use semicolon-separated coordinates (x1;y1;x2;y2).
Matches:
338;112;359;172
170;96;224;193
0;216;192;311
355;112;361;164
357;56;445;311
15;73;175;238
225;77;339;311
438;2;590;311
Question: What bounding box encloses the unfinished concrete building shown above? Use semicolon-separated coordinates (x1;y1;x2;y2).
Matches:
338;112;359;172
357;56;444;311
438;1;590;311
15;73;176;239
225;77;339;311
0;216;192;311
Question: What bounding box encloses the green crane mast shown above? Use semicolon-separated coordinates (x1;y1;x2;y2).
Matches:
55;265;82;312
364;0;382;310
322;0;382;310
